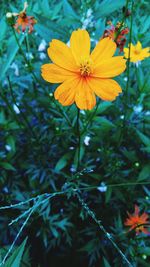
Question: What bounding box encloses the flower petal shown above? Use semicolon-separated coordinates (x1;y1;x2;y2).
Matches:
135;41;142;51
48;39;77;71
134;205;140;216
92;56;126;78
142;47;150;57
70;29;90;64
54;77;79;106
75;78;96;110
41;64;76;83
87;77;122;101
91;37;116;65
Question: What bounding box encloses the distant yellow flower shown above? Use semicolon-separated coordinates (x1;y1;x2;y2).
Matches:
41;29;126;110
124;41;150;63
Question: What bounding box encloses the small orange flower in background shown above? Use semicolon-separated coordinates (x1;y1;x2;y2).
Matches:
41;29;126;110
13;2;37;33
103;21;129;53
124;205;150;235
124;41;150;63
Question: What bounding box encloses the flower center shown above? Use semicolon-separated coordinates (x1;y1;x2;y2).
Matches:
79;58;92;77
134;49;141;55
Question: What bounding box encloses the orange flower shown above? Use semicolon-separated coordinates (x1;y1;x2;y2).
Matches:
13;2;37;33
124;205;150;234
103;22;129;52
41;29;126;110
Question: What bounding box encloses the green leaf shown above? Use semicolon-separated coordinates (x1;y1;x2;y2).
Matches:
97;102;112;114
95;0;125;18
4;238;28;267
35;24;59;42
0;17;7;44
138;164;150;181
105;187;112;203
0;34;25;80
55;153;71;172
6;136;16;153
103;257;111;267
0;111;6;124
94;117;115;130
63;0;78;18
0;162;16;171
136;130;150;151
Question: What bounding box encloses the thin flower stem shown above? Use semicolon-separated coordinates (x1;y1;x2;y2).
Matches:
55;102;73;128
125;0;134;101
76;192;133;267
76;181;150;191
0;206;35;266
12;27;42;87
114;0;129;41
1;181;149;212
81;99;100;136
0;193;60;210
0;194;58;266
117;0;134;148
24;34;31;65
7;76;39;141
76;107;81;170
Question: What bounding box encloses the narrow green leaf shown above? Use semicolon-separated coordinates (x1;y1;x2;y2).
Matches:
0;34;25;80
5;238;28;267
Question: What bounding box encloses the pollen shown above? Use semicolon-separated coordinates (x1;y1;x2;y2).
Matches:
79;59;92;76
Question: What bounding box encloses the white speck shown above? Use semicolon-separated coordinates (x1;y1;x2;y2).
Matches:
133;105;143;114
5;145;11;151
80;110;85;115
81;8;94;29
124;77;128;82
13;104;20;114
145;111;150;116
38;39;47;51
70;166;76;173
67;40;70;46
6;12;13;18
87;8;93;17
39;52;46;60
26;52;34;60
84;136;90;146
120;115;124;119
11;62;19;76
69;146;74;150
97;182;107;192
134;61;141;68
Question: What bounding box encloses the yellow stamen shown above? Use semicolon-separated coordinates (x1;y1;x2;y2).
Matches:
79;58;92;77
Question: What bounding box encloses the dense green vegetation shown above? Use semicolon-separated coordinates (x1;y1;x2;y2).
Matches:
0;0;150;266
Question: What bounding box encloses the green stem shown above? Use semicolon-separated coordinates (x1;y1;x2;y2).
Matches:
125;0;134;101
24;34;31;65
81;99;100;136
7;76;39;141
76;107;81;171
12;27;42;86
117;0;134;147
114;0;129;41
76;193;133;267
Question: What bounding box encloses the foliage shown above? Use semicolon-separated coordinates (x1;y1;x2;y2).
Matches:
0;0;150;266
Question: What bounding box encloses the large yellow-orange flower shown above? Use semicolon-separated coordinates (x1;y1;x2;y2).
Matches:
41;29;126;110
